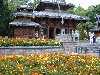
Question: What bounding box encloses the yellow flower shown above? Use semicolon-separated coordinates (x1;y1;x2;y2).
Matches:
17;64;23;71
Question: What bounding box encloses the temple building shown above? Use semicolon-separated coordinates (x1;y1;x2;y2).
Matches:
9;0;88;42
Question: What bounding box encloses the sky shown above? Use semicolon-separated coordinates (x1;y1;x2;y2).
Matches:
65;0;100;9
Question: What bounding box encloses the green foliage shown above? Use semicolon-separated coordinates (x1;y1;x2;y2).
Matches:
74;6;87;16
0;0;11;36
32;0;40;9
66;7;75;14
68;5;100;40
76;22;93;40
67;6;87;16
8;0;29;11
8;0;41;10
86;4;100;23
75;4;100;40
0;38;62;46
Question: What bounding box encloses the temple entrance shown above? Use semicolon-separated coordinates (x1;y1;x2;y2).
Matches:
49;27;55;39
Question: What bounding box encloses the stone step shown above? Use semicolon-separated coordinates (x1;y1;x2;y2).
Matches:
63;42;77;52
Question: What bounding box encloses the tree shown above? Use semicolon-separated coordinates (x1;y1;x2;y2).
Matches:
76;22;94;40
67;6;87;16
67;6;96;40
8;0;28;11
74;6;87;16
86;4;100;23
0;0;11;36
32;0;40;9
68;6;91;40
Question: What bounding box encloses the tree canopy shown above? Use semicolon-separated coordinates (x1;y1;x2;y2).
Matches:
0;0;11;36
67;5;100;40
79;5;100;40
86;4;100;23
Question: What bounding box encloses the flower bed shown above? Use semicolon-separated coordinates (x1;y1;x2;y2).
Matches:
0;38;62;46
0;53;100;75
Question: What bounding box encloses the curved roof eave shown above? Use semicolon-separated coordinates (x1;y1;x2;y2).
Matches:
9;20;41;27
32;11;89;20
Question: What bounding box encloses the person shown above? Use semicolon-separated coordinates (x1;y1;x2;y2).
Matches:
89;32;94;44
41;31;44;39
93;34;96;43
35;31;39;39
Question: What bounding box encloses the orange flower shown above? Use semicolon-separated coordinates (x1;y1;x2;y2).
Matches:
17;64;23;71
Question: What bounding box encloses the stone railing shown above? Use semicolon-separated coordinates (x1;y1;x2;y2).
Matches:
0;46;64;55
75;43;100;57
55;34;72;42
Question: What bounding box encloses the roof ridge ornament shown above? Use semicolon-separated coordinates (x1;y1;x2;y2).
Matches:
57;0;64;24
61;16;64;24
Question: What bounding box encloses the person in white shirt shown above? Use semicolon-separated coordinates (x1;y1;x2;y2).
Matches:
89;32;94;44
35;31;39;39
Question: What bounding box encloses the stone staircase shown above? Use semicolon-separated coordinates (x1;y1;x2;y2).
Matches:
56;34;72;42
63;42;78;52
56;34;78;52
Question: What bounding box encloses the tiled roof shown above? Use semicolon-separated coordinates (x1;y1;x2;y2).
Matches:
14;12;33;17
9;20;41;27
14;11;89;20
35;1;74;11
33;11;89;20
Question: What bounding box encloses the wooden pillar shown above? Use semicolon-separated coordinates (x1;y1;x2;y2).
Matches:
48;26;49;39
54;27;56;39
32;27;35;38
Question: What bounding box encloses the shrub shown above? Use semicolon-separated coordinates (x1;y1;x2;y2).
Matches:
0;38;62;46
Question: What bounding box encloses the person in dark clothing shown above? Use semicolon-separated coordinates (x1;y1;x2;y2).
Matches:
93;35;96;43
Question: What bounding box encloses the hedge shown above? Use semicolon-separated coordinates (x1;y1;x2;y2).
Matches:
0;38;62;46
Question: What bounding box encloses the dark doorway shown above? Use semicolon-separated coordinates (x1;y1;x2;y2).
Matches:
49;27;55;39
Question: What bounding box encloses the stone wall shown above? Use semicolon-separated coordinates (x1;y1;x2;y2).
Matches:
0;46;64;55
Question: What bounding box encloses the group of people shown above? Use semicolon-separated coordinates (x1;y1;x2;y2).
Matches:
35;30;45;39
89;32;96;44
